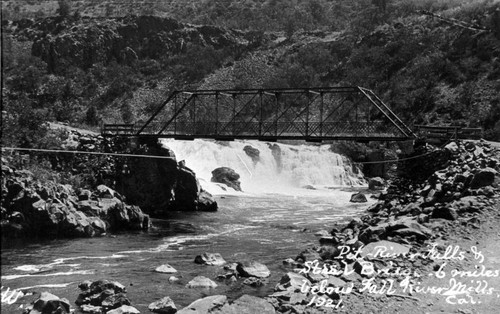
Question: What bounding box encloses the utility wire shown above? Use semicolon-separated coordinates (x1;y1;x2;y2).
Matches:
1;147;176;160
352;150;438;165
1;146;442;165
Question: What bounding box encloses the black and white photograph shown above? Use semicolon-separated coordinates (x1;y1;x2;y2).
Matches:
1;1;500;313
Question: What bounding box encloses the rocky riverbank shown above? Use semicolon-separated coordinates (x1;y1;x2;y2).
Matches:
1;155;150;240
1;127;217;240
12;139;499;313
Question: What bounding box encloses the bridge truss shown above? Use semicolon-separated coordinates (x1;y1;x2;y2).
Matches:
104;87;416;141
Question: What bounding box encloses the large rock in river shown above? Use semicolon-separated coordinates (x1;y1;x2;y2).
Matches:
243;145;260;164
195;252;226;266
186;276;218;288
236;261;271;278
24;291;71;314
148;296;177;314
211;167;242;191
350;192;367;203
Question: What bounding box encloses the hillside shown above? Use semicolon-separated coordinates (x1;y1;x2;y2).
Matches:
2;0;500;149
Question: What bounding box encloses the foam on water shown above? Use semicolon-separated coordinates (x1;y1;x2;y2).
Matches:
1;270;94;281
116;224;258;254
162;139;365;195
17;283;75;290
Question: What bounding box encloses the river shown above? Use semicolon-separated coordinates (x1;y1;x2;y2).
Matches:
1;140;374;313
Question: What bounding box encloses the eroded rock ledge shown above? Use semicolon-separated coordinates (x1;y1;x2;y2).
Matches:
1;130;218;240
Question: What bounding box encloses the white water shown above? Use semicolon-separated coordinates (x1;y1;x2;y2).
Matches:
161;139;365;195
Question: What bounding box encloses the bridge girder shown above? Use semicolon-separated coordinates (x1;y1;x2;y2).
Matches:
104;87;416;141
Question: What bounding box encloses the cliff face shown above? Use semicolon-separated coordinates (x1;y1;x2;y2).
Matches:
115;138;217;216
4;15;260;71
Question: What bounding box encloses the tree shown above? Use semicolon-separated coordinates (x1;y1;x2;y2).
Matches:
85;106;99;126
57;0;71;18
105;4;114;17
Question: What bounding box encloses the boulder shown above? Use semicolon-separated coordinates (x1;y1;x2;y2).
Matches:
268;143;283;172
96;185;116;199
89;217;107;233
217;294;275;314
126;205;151;230
186;276;218;288
155;264;178;274
444;142;459;152
77;200;104;217
78;189;92;201
177;295;227;314
211;167;242;191
80;305;102;313
275;272;310;292
243;277;265;287
76;280;127;308
243;145;260;164
175;165;201;211
350;192;367;203
195;252;226;266
148;297;177;314
319;246;340;260
101;293;131;310
168;276;180;283
236;261;271;278
78;280;92;291
314;230;331;237
326;276;347;287
432;206;459;221
319;236;338;246
387;217;432;240
26;292;71;314
368;177;385;190
470;167;497;189
197;190;218;212
296;248;322;262
106;305;140;314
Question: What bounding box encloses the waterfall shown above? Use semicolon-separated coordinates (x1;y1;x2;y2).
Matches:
161;139;365;195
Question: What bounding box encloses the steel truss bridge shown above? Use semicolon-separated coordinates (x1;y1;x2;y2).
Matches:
102;87;416;141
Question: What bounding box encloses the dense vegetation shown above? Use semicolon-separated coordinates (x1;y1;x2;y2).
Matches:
2;0;500;148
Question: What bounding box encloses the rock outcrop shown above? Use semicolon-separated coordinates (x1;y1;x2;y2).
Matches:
75;280;137;314
211;167;242;191
1;158;150;239
114;138;217;214
1;129;218;239
5;15;262;72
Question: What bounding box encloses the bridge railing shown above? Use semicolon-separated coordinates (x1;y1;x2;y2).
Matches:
133;121;400;139
101;123;136;135
415;125;483;140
